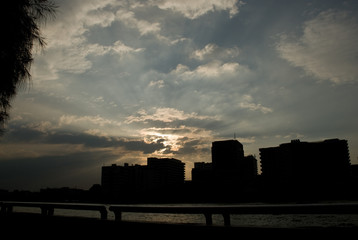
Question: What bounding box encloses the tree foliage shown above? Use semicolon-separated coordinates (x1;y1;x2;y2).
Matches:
0;0;56;133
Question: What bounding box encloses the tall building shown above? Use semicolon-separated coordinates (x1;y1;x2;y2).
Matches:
210;139;257;184
242;155;258;178
147;157;185;187
191;162;213;184
101;158;185;198
259;138;351;183
101;163;148;196
212;140;244;170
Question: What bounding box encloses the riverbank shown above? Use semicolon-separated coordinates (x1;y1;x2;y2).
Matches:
1;212;358;238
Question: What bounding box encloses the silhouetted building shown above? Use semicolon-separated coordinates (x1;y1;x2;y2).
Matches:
351;164;358;177
212;140;258;184
259;139;351;184
101;158;185;198
147;157;185;187
191;140;258;186
242;155;258;178
212;140;244;170
101;163;148;196
191;162;213;184
190;140;258;202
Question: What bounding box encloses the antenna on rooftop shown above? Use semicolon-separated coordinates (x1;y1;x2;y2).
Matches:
234;133;236;139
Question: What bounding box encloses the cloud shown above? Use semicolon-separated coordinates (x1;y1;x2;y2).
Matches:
171;61;242;80
276;10;358;84
149;80;165;88
1;125;166;155
140;125;215;154
115;9;161;36
25;121;58;133
33;39;142;80
58;115;122;128
86;41;144;56
32;0;144;81
125;107;217;123
239;95;273;114
0;151;115;190
191;43;240;61
151;0;244;19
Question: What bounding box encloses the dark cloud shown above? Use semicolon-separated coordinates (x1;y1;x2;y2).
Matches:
0;151;115;191
118;138;165;154
2;127;45;143
2;123;166;154
176;139;207;155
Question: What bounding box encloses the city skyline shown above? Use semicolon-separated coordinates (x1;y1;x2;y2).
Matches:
1;137;356;203
99;138;354;202
1;0;358;191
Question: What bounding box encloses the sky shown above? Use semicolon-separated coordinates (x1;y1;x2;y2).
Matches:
1;0;358;191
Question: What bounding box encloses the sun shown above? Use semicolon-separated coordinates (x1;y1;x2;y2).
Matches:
141;129;183;153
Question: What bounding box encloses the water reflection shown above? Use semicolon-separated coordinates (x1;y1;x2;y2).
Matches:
115;212;358;227
12;203;358;228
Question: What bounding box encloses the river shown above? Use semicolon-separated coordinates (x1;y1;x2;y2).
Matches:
11;202;358;228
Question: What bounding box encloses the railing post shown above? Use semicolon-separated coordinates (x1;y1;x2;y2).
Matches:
100;208;107;220
7;205;13;214
0;203;5;214
204;213;212;225
113;211;122;221
41;207;47;216
1;204;12;215
48;208;54;216
223;213;231;226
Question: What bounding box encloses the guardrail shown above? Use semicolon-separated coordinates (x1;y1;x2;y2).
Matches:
0;202;107;220
2;202;358;226
109;203;358;226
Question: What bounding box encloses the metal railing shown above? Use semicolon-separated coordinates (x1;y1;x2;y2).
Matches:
0;202;107;220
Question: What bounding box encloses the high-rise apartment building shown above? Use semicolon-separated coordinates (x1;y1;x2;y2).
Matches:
101;163;148;196
259;138;351;183
147;157;185;187
191;162;213;184
209;140;257;184
212;140;244;170
101;158;185;197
